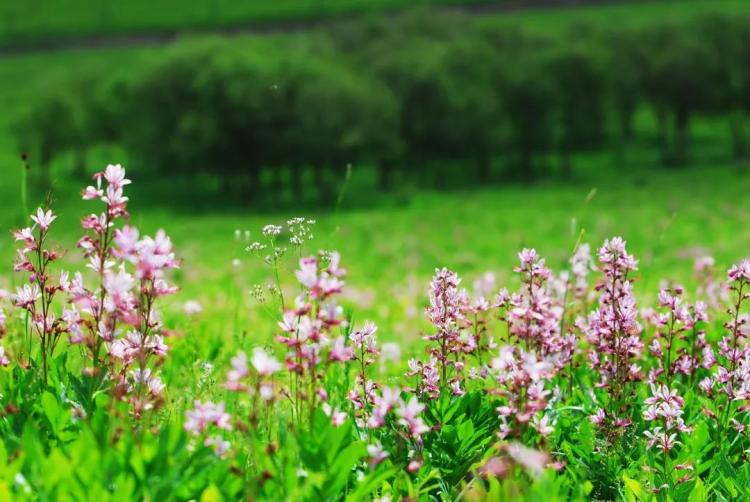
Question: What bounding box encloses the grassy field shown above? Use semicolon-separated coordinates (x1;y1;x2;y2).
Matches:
0;0;746;49
0;0;748;348
0;0;521;48
2;2;750;499
0;0;750;344
477;0;749;33
1;158;749;348
0;0;420;47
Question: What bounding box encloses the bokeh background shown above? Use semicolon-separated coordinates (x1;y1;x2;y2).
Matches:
1;0;749;346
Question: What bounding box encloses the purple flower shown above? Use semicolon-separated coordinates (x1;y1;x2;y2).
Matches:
251;347;282;376
329;336;354;362
226;351;249;390
396;396;430;439
367;441;389;467
30;208;56;231
185;400;232;436
643;384;689;452
103;164;131;188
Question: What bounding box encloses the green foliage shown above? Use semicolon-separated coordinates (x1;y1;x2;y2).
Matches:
423;391;499;486
546;43;608;175
0;383;238;499
14;8;750;200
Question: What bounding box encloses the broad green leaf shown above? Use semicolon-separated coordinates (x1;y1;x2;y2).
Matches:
322;441;366;498
200;484;223;502
688;477;707;502
623;475;647;502
41;391;60;425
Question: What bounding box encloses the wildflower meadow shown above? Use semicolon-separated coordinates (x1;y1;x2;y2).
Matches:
0;164;748;500
2;0;750;500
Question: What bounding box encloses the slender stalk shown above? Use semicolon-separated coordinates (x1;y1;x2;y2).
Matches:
20;155;29;222
689;323;699;389
664;313;676;381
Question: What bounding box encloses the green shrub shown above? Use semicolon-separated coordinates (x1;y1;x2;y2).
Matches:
18;11;750;201
546;43;608;178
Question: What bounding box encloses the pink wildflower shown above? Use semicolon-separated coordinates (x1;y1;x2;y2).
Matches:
30;208;56;230
251;347;282;376
184;400;232;435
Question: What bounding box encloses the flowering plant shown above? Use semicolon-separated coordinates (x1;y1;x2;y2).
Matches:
1;168;749;500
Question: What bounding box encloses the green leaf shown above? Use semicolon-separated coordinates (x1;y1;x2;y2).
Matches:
583;480;593;496
345;467;397;502
322;441;366;498
622;475;647;502
42;448;73;487
0;481;11;502
200;484;223;502
687;421;709;454
41;391;60;425
688;477;707;502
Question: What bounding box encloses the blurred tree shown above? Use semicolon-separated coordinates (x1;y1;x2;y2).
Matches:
499;57;556;181
123;40;275;201
371;32;502;187
123;42;221;182
640;26;721;166
13;86;85;188
287;57;401;201
547;44;607;178
371;37;451;188
696;15;750;161
606;29;647;160
17;11;750;203
441;37;502;182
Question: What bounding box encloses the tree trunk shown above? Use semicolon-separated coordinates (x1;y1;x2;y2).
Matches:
656;108;670;166
290;163;303;202
559;149;573;180
674;107;690;166
520;149;534;182
619;101;636;142
246;166;261;204
477;151;491;182
269;166;284;207
314;165;333;204
73;148;87;180
377;161;392;191
730;113;748;161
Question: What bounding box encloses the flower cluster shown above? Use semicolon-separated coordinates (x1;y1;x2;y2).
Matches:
219;347;283;436
276;252;349;424
643;384;691;452
16;193;747;501
694;255;728;311
99;225;178;416
648;286;708;383
226;348;281;394
365;387;430;441
700;259;750;416
23;164;180;418
424;268;467;386
506;249;571;367
348;321;379;416
13;207;66;384
287;217;316;247
69;165;132;364
580;237;643;430
245;218;318;308
491;346;555;439
185;400;232;457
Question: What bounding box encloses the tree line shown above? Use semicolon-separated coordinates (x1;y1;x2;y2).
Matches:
14;11;750;203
